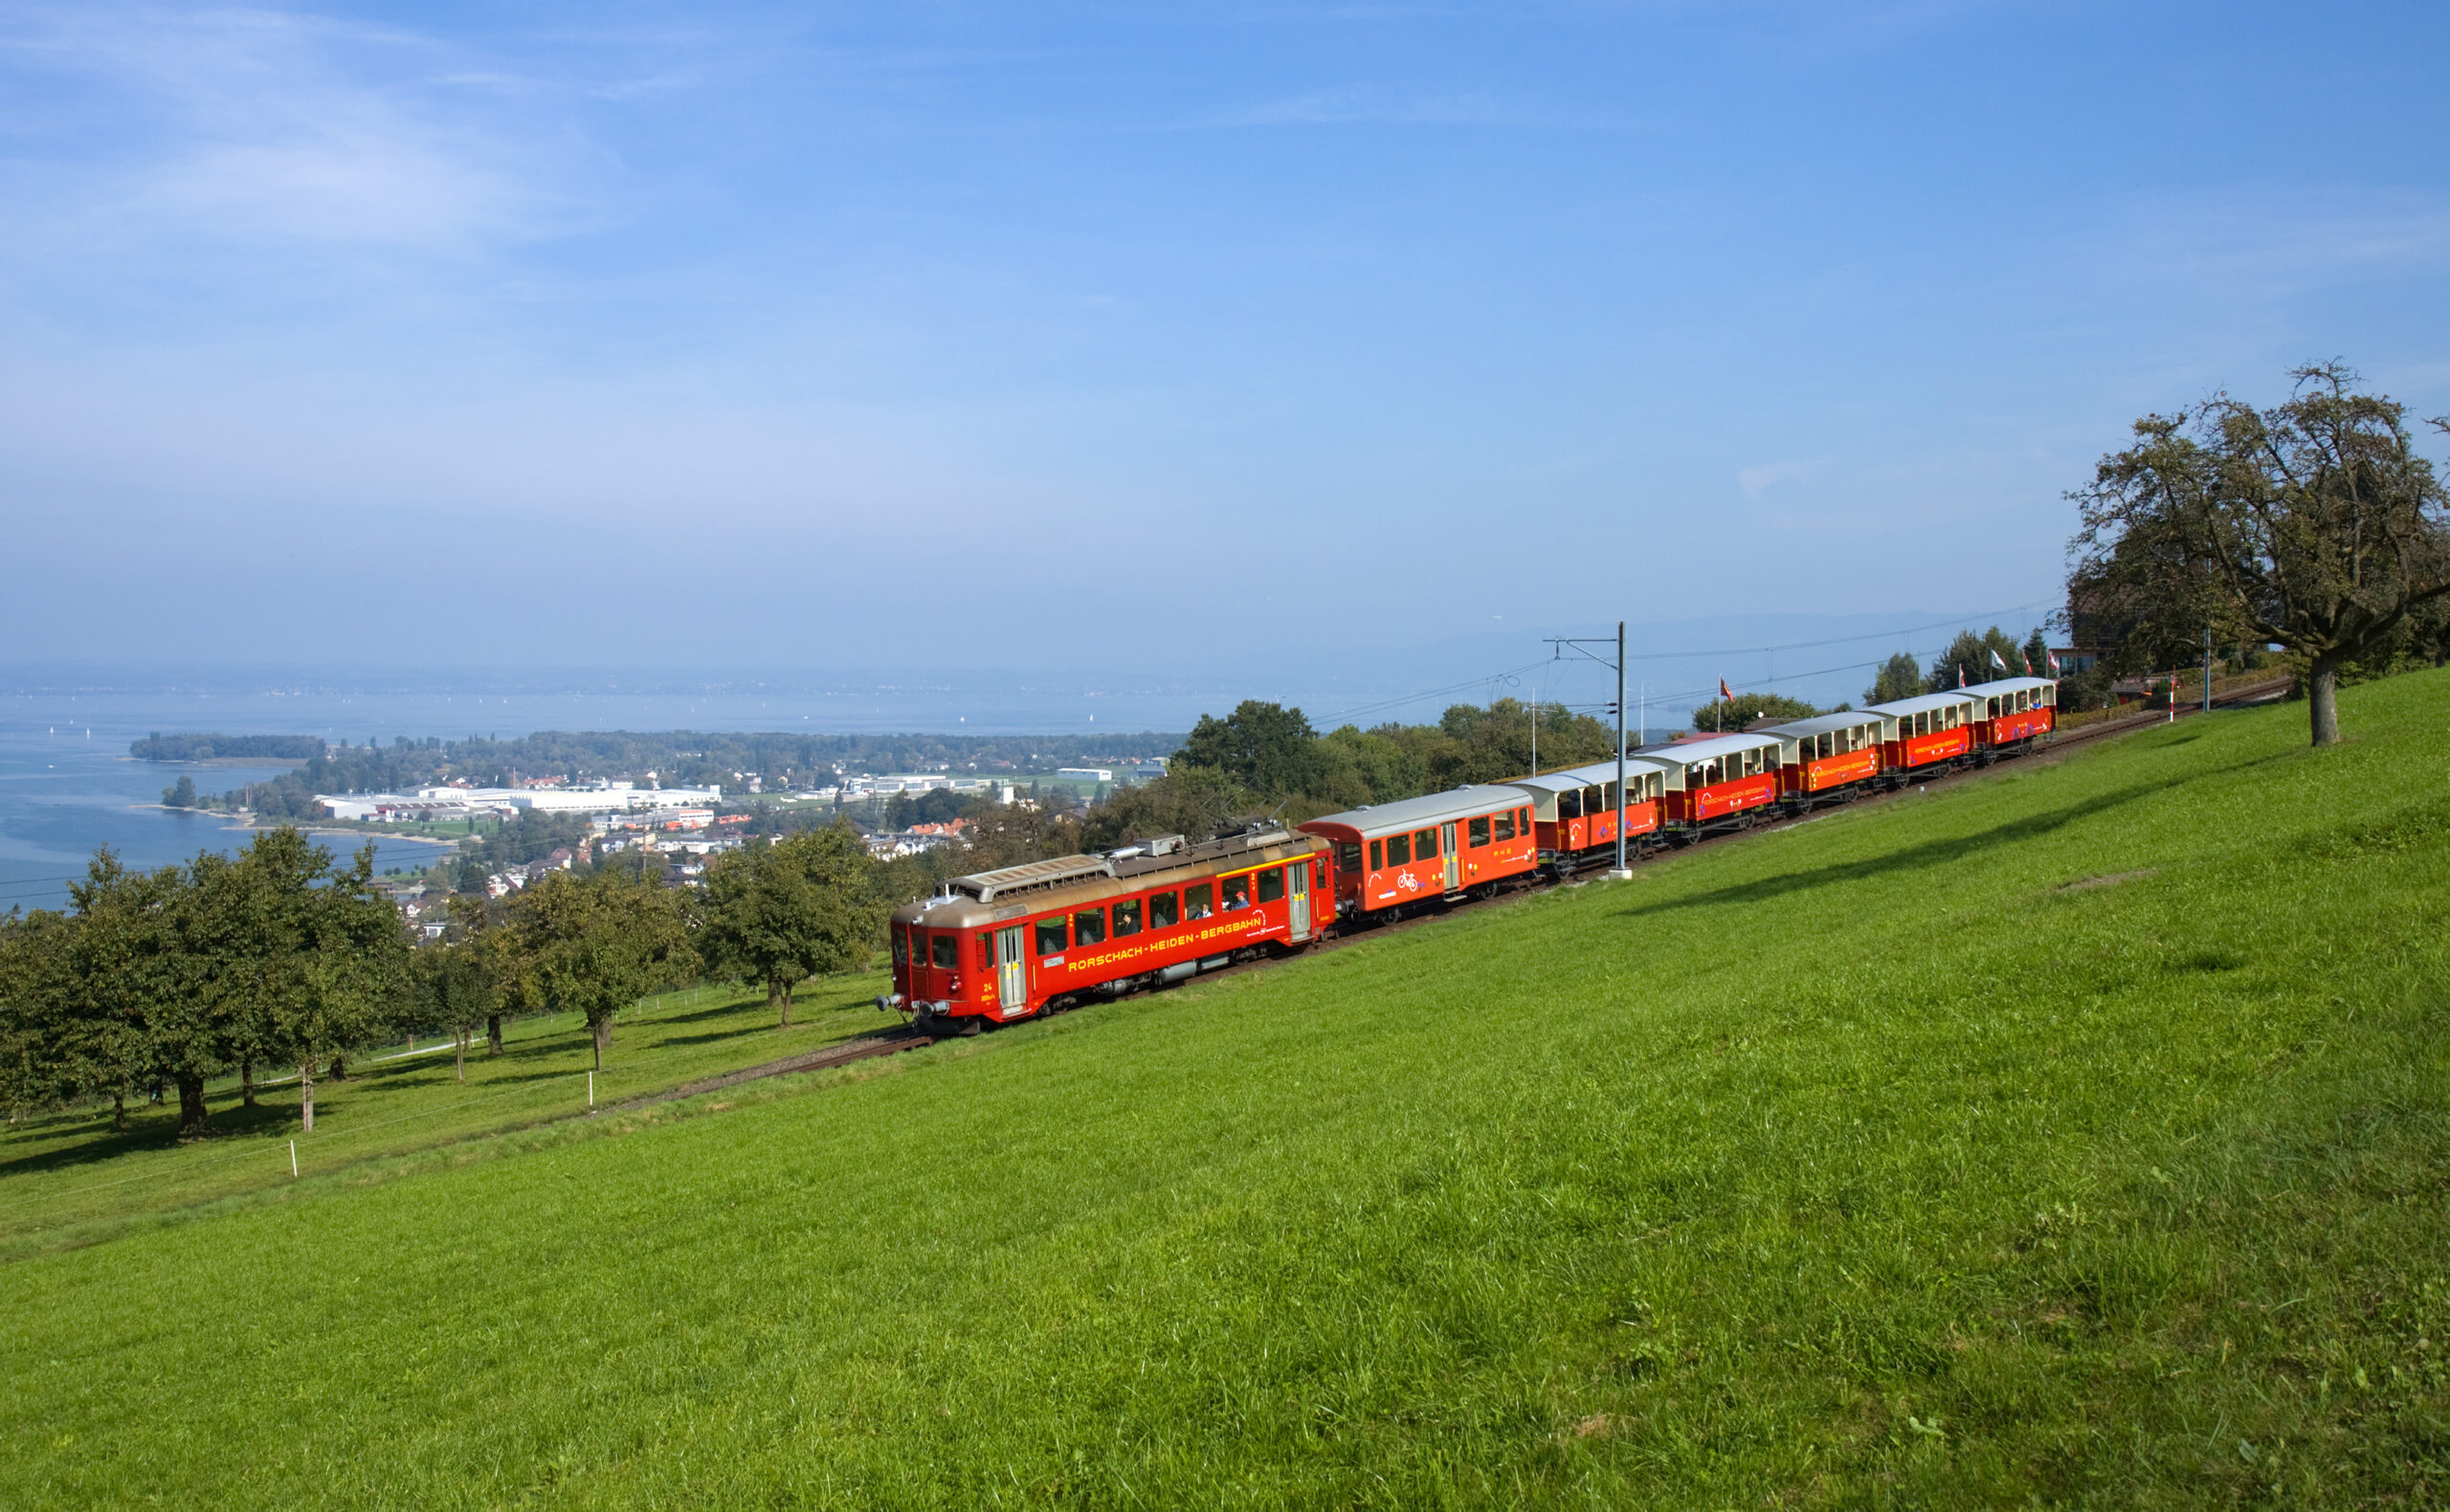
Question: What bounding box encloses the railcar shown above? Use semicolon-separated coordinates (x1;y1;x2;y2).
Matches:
1632;732;1785;834
1758;712;1887;812
881;825;1328;1035
1299;785;1540;921
1863;692;1981;784
1959;677;2058;757
1503;756;1674;873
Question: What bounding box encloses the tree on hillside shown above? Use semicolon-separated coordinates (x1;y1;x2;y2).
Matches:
406;932;497;1083
1691;692;1818;733
502;870;696;1070
1925;627;2031;692
1175;701;1326;798
1080;766;1258;851
2071;364;2450;745
65;853;215;1137
701;827;881;1027
1864;653;1923;705
250;837;407;1134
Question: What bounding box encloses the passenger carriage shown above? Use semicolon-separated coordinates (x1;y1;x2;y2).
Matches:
881;826;1328;1035
1862;691;1981;782
1958;677;2058;757
1299;785;1540;921
1633;732;1785;834
1757;712;1887;812
1503;756;1674;872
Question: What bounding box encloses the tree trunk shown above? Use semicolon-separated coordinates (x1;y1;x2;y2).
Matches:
174;1070;211;1139
592;1016;609;1070
2308;653;2343;746
111;1090;126;1131
455;1029;466;1083
241;1056;256;1108
777;977;792;1029
486;1014;502;1056
300;1061;315;1133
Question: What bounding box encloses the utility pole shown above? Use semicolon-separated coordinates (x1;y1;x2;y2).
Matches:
2203;625;2213;715
1546;623;1633;879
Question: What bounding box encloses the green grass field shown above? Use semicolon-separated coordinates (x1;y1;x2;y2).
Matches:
0;969;896;1265
7;669;2448;1506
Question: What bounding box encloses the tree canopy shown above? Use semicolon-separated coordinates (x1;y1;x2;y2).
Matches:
699;826;881;1027
2071;364;2450;745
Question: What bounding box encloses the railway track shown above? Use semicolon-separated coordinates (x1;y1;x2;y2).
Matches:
635;674;2299;1099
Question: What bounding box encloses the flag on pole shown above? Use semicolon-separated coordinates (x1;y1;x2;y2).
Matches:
1990;648;2009;673
1719;678;1733;703
2048;650;2061;676
2021;648;2034;675
1957;665;1966;687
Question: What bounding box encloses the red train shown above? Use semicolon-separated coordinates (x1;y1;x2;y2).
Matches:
883;674;2058;1034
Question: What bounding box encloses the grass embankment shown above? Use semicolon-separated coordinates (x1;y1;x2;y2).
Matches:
8;669;2450;1505
0;971;893;1264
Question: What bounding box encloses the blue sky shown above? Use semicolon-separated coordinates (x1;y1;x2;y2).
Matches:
4;1;2446;687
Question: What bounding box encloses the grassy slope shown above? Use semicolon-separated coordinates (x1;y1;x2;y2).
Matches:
0;970;894;1262
6;671;2448;1507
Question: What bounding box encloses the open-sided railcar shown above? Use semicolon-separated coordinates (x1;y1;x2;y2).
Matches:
1503;756;1674;872
1633;733;1786;834
1758;711;1887;812
1960;677;2058;756
1863;692;1981;782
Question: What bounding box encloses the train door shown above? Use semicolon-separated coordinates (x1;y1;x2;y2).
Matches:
1288;860;1311;942
995;925;1027;1015
1441;823;1461;891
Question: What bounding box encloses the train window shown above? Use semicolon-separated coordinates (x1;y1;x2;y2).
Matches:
1258;868;1284;903
1369;839;1383;871
1494;810;1516;841
977;934;994;969
1035;917;1067;956
1113;899;1143;937
891;928;909;967
1520;808;1531;830
1414;829;1437;860
1149;890;1179;928
1556;787;1581;819
1336;843;1363;878
1186;883;1214;919
1073;907;1106;946
1468;816;1489;848
1221;874;1251;909
1386;833;1412;866
930;934;959;969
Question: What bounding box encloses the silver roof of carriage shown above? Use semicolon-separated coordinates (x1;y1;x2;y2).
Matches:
1299;784;1532;840
1864;691;1981;718
1505;753;1668;792
1633;732;1782;766
1958;677;2056;700
1759;712;1887;739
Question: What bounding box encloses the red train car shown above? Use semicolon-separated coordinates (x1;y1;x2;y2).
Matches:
1758;712;1887;812
1863;692;1980;782
1633;733;1785;833
882;825;1328;1035
1503;757;1673;871
1300;785;1541;921
1960;677;2059;756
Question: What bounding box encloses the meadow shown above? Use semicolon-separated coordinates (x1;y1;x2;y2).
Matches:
5;668;2447;1506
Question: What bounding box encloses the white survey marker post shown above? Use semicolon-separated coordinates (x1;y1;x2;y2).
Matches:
290;1141;298;1178
588;1072;594;1107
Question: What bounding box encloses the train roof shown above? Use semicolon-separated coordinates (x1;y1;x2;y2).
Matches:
1864;691;1980;717
1509;754;1677;793
1633;732;1781;764
1758;712;1884;738
1299;784;1531;840
894;825;1324;926
1959;677;2056;698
